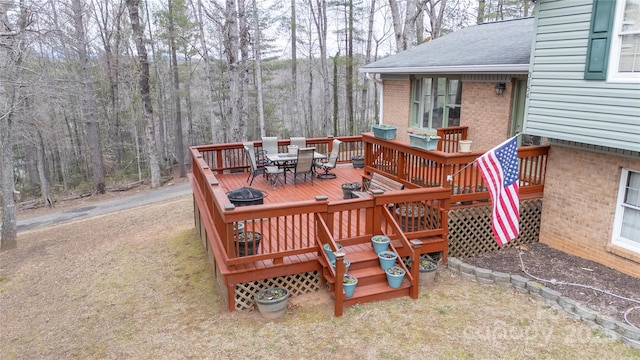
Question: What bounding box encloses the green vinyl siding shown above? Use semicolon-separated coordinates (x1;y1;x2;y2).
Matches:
524;0;640;153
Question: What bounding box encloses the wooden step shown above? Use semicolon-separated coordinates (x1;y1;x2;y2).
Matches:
320;242;414;311
337;279;412;306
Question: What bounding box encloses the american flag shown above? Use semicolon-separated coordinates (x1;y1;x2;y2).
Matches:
476;136;520;246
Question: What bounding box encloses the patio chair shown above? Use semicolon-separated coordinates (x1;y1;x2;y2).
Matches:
290;137;307;148
262;136;278;155
287;147;315;186
315;139;342;179
244;142;266;185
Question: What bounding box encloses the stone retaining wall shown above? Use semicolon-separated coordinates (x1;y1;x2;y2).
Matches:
448;257;640;349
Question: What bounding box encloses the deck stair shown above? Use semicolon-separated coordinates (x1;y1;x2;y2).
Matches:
320;242;412;311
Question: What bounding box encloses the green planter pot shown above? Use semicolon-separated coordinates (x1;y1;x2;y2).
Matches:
378;250;398;271
385;266;406;289
372;124;397;140
343;274;358;298
371;235;390;254
323;243;343;262
254;287;289;320
409;133;441;150
331;258;351;274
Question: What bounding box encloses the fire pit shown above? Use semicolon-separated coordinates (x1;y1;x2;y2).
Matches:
227;187;267;207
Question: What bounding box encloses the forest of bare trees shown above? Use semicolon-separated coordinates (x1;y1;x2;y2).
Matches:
0;0;533;248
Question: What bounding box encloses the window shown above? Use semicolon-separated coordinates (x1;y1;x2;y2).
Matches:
609;0;640;81
612;168;640;253
410;77;461;131
585;0;640;81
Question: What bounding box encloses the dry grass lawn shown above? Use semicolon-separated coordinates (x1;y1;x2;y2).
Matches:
1;194;639;359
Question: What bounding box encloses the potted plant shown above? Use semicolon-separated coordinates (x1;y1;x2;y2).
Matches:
372;124;398;139
351;155;364;169
254;287;289;319
418;257;438;286
407;129;441;150
323;242;343;262
235;231;261;257
331;258;351;274
371;235;390;254
385;266;406;289
395;202;425;232
341;182;361;199
343;274;358;298
377;250;398;271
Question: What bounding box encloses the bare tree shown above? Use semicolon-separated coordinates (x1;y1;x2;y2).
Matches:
126;0;161;188
1;0;30;250
72;0;106;194
252;0;265;137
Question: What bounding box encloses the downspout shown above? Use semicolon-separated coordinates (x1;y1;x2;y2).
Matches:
366;72;383;125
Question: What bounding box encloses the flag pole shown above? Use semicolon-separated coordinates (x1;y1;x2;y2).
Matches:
446;133;521;183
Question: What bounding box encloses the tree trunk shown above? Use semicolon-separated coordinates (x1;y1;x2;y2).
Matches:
290;0;299;136
311;0;330;136
346;0;354;135
192;0;219;143
477;0;485;24
238;0;249;140
126;0;161;188
225;0;240;140
167;0;186;178
72;0;106;194
36;130;53;208
360;0;376;131
0;0;29;250
252;0;266;138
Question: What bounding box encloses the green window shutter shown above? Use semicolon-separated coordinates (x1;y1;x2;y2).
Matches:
584;0;616;80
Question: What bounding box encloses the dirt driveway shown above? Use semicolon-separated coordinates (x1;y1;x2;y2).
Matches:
0;188;638;359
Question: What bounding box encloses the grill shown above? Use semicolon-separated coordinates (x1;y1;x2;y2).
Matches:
227;187;267;206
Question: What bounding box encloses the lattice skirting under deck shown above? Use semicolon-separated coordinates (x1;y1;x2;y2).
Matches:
448;199;542;259
234;271;321;310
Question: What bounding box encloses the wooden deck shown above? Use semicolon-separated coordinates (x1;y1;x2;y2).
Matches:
190;133;548;315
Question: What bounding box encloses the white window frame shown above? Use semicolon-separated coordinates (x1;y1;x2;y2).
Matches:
607;0;640;83
611;168;640;253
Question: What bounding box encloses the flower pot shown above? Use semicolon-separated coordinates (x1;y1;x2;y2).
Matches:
372;124;397;140
418;258;438;286
254;287;289;319
235;231;261;257
287;145;298;155
343;274;358;298
385;266;406;289
351;155;364;169
323;243;343;262
395;203;425;232
409;133;441;150
378;250;398;271
371;235;390;254
458;140;472;153
341;182;361;199
331;258;351;274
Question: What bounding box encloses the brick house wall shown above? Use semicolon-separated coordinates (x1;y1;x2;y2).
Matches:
381;79;514;150
381;80;411;142
540;146;640;278
459;82;513;151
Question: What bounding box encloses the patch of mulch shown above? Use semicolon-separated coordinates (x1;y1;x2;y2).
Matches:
462;242;640;328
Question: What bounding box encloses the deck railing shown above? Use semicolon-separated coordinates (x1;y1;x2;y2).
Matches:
194;136;364;174
437;126;468;153
362;133;548;204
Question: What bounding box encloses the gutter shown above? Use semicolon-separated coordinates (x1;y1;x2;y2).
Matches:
359;64;530;74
